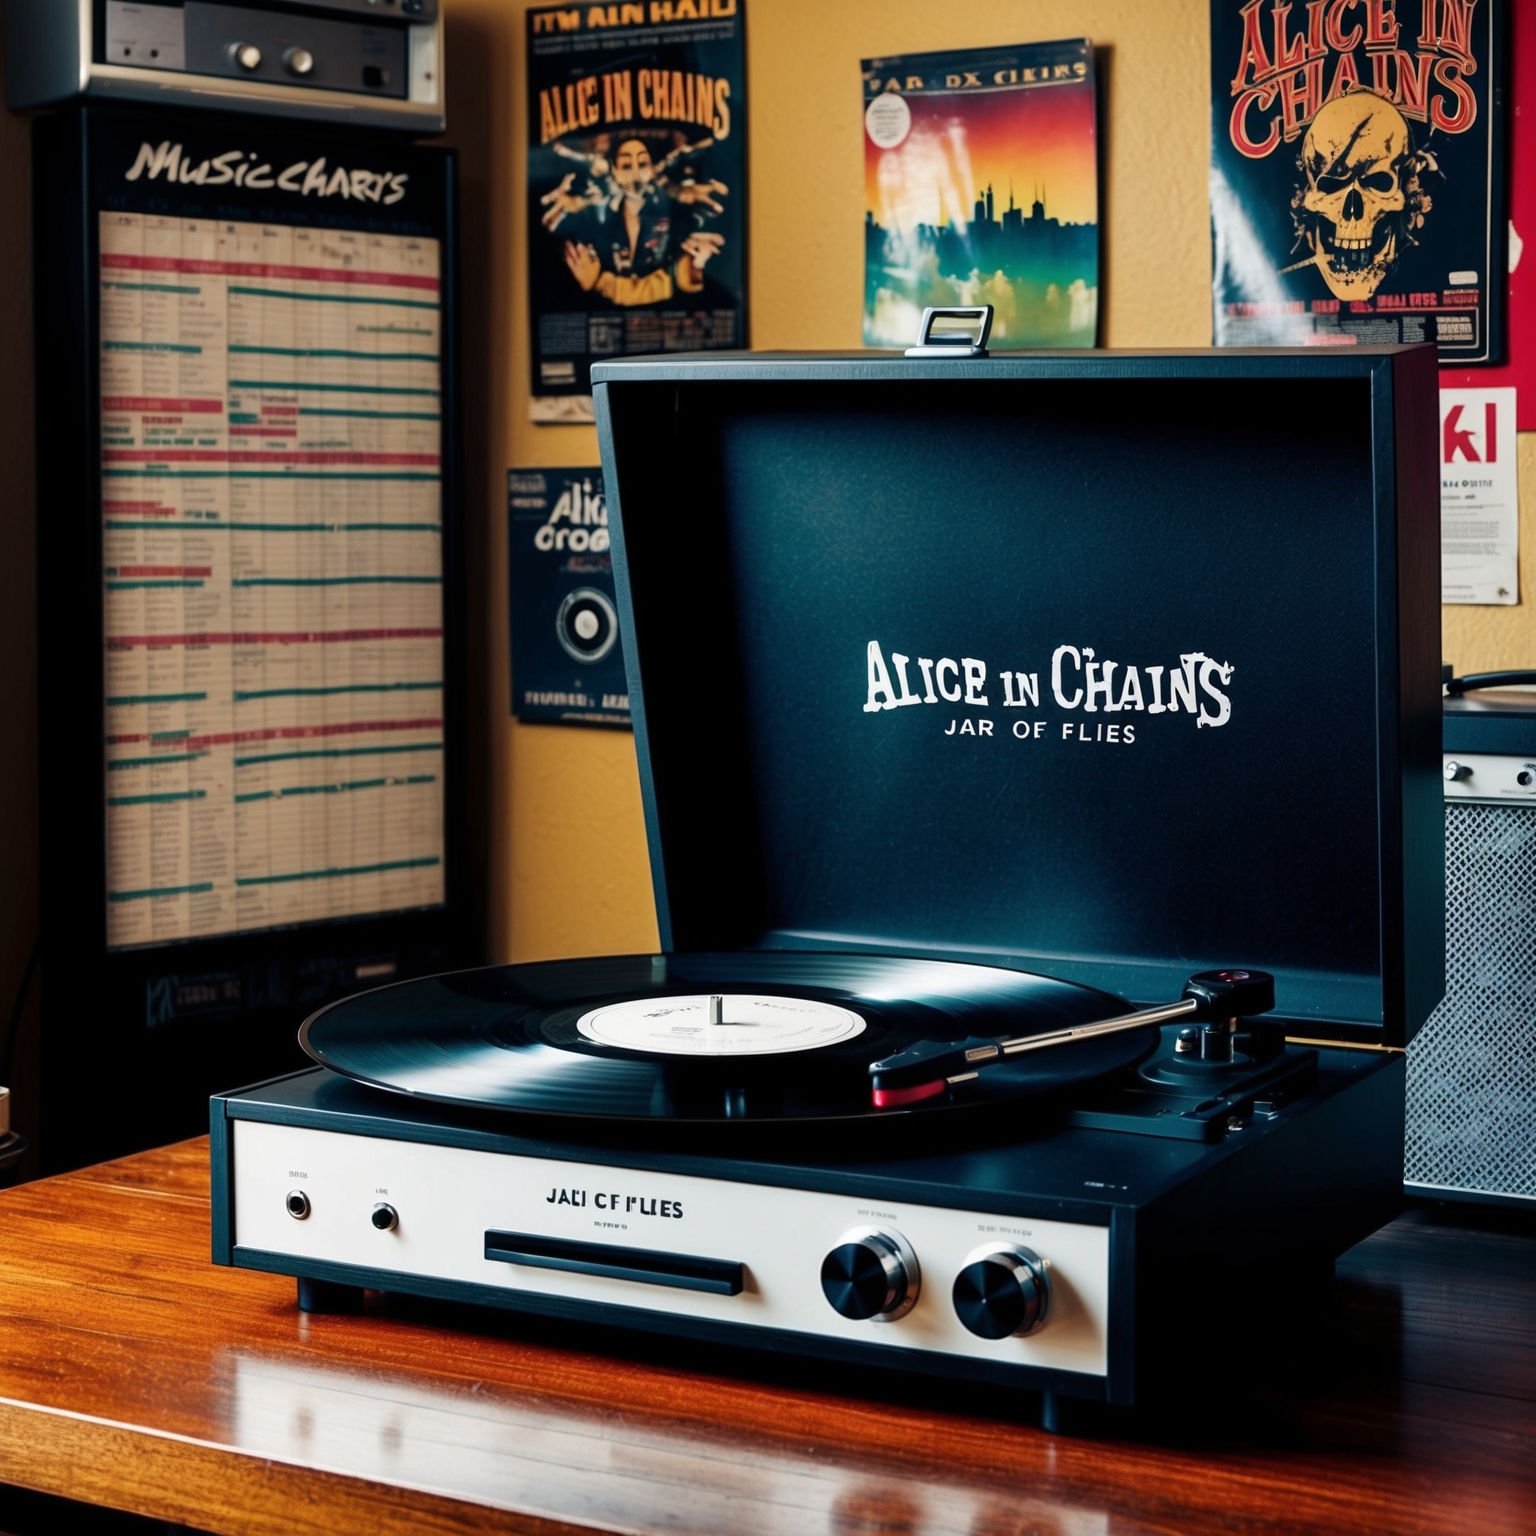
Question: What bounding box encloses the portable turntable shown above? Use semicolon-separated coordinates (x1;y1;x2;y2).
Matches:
212;337;1444;1422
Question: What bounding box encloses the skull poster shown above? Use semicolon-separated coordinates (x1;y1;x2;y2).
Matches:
526;0;746;423
1211;0;1507;361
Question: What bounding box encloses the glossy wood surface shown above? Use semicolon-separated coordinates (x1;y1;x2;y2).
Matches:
0;1140;1533;1536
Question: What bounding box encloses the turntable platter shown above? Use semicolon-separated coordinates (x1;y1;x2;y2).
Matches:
298;952;1158;1125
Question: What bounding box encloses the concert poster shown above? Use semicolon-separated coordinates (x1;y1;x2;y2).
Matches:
507;468;631;728
526;0;746;423
1211;0;1507;361
861;38;1099;350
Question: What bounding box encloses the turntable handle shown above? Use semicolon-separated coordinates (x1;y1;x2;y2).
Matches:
1444;669;1536;696
904;304;993;357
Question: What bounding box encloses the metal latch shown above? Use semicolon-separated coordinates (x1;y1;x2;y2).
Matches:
905;305;993;358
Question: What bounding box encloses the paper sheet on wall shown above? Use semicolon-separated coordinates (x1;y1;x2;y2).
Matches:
1440;387;1519;605
99;212;447;949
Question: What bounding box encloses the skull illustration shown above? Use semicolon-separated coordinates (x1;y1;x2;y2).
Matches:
1295;93;1413;301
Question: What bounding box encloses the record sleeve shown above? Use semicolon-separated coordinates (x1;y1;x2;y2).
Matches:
1210;0;1507;361
526;0;747;423
861;39;1099;350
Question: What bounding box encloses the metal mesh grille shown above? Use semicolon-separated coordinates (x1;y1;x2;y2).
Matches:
1405;803;1536;1199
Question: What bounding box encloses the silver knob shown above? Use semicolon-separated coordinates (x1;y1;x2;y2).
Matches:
285;1190;310;1220
820;1227;920;1321
1444;759;1472;782
952;1243;1051;1338
284;47;315;77
371;1202;398;1231
231;42;262;71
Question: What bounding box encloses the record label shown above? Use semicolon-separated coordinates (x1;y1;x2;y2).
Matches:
575;994;866;1056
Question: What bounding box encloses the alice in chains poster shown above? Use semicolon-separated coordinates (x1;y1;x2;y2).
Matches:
527;0;745;422
1211;0;1507;360
862;39;1099;350
508;468;631;727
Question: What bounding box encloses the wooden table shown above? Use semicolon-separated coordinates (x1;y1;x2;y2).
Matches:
0;1140;1532;1536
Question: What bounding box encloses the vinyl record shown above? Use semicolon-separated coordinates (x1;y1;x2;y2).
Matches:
299;952;1158;1126
555;586;618;663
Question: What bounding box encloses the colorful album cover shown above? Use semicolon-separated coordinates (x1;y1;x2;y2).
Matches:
526;0;746;422
861;39;1099;350
508;468;631;728
1211;0;1507;361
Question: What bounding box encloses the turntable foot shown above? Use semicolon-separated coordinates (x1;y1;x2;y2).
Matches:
296;1276;365;1315
1041;1390;1062;1435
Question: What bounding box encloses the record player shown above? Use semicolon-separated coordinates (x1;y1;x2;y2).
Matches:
212;332;1444;1422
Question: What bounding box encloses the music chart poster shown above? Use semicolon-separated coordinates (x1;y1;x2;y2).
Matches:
527;0;746;423
1211;0;1506;361
862;39;1099;350
508;469;631;728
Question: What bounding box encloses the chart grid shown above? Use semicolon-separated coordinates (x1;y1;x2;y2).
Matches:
100;213;446;949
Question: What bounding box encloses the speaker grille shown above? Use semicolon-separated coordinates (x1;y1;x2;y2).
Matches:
1405;803;1536;1200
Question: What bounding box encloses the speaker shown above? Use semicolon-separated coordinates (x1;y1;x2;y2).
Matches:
1405;680;1536;1206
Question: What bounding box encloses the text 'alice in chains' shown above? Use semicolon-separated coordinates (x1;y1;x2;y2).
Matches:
863;641;1235;743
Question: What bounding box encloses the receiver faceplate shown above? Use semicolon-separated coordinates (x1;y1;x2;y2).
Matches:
233;1120;1112;1377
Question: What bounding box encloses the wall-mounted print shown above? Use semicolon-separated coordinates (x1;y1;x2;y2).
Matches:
527;0;746;423
861;38;1099;350
508;468;631;728
1211;0;1507;361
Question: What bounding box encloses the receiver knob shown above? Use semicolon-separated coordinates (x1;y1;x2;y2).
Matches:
230;42;262;71
283;47;315;77
1444;759;1472;782
370;1202;398;1231
952;1245;1050;1339
820;1228;919;1321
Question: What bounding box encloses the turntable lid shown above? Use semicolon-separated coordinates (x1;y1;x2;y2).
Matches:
593;349;1444;1047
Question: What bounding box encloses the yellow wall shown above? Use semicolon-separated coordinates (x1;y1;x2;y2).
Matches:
0;1;1529;1151
444;0;1535;967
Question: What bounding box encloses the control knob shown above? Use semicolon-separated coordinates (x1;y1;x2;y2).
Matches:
820;1227;919;1321
371;1202;398;1231
230;42;262;71
1444;760;1472;783
283;47;315;77
952;1244;1050;1339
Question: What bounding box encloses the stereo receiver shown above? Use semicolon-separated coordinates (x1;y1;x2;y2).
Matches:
5;0;443;131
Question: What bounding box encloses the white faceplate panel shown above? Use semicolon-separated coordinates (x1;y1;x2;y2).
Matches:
233;1119;1111;1377
1443;752;1536;804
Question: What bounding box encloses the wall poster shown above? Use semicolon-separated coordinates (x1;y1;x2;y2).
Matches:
508;468;631;728
1211;0;1507;361
526;0;746;424
101;211;446;948
1440;386;1519;604
862;38;1099;350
